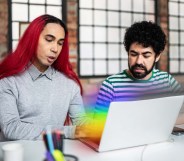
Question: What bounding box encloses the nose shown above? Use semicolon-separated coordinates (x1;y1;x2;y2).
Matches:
50;43;58;53
136;55;143;64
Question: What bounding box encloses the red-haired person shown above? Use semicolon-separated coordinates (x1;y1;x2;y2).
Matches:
0;14;87;140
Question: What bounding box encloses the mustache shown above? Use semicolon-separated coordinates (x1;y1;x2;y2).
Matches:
132;64;146;70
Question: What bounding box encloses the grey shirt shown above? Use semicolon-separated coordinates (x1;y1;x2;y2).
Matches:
0;65;86;140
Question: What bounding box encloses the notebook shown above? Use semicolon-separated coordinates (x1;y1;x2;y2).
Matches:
80;95;184;152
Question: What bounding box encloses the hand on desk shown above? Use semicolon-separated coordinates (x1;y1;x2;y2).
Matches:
75;125;89;138
75;121;104;141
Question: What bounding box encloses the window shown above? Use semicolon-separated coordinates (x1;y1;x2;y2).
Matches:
78;0;156;77
9;0;65;50
168;0;184;74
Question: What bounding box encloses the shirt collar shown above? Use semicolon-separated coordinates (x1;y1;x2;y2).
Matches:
27;64;55;81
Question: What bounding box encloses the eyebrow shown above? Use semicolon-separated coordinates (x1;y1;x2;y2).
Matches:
45;34;65;41
130;50;152;55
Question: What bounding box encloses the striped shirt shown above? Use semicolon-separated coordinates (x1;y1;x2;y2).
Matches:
95;69;183;111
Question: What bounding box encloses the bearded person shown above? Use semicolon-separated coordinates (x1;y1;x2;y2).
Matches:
95;21;183;112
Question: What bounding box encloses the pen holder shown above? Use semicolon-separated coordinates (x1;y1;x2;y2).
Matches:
43;131;78;161
43;131;64;153
44;151;78;161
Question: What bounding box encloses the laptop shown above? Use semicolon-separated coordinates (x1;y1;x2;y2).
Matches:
80;95;184;152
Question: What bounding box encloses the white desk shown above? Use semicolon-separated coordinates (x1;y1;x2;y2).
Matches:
0;135;184;161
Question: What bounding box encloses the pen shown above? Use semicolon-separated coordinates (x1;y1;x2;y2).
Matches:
56;130;64;152
52;149;65;161
43;133;49;151
46;129;55;153
46;151;55;161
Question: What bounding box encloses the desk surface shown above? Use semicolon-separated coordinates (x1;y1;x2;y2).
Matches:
0;135;184;161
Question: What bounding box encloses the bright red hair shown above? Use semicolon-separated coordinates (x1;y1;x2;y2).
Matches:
0;14;82;94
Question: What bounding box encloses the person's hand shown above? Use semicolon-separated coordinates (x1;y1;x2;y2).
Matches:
75;120;105;141
75;124;95;139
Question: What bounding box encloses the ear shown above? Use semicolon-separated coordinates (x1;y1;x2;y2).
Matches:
155;54;161;62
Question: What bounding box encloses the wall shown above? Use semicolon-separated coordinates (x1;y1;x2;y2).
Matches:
0;0;8;62
158;0;169;72
67;0;102;105
66;0;184;94
0;0;183;100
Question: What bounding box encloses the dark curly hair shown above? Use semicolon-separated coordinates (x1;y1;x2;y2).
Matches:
123;21;166;56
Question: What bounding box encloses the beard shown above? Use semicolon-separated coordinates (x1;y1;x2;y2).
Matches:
128;62;155;79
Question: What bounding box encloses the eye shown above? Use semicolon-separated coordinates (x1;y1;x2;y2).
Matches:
45;39;52;42
130;52;138;57
45;35;54;42
58;42;63;46
143;54;151;58
58;41;64;46
45;38;53;42
144;56;150;58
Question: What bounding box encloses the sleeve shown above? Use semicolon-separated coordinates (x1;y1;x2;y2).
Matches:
63;82;90;139
0;78;50;140
168;74;184;94
95;79;114;113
